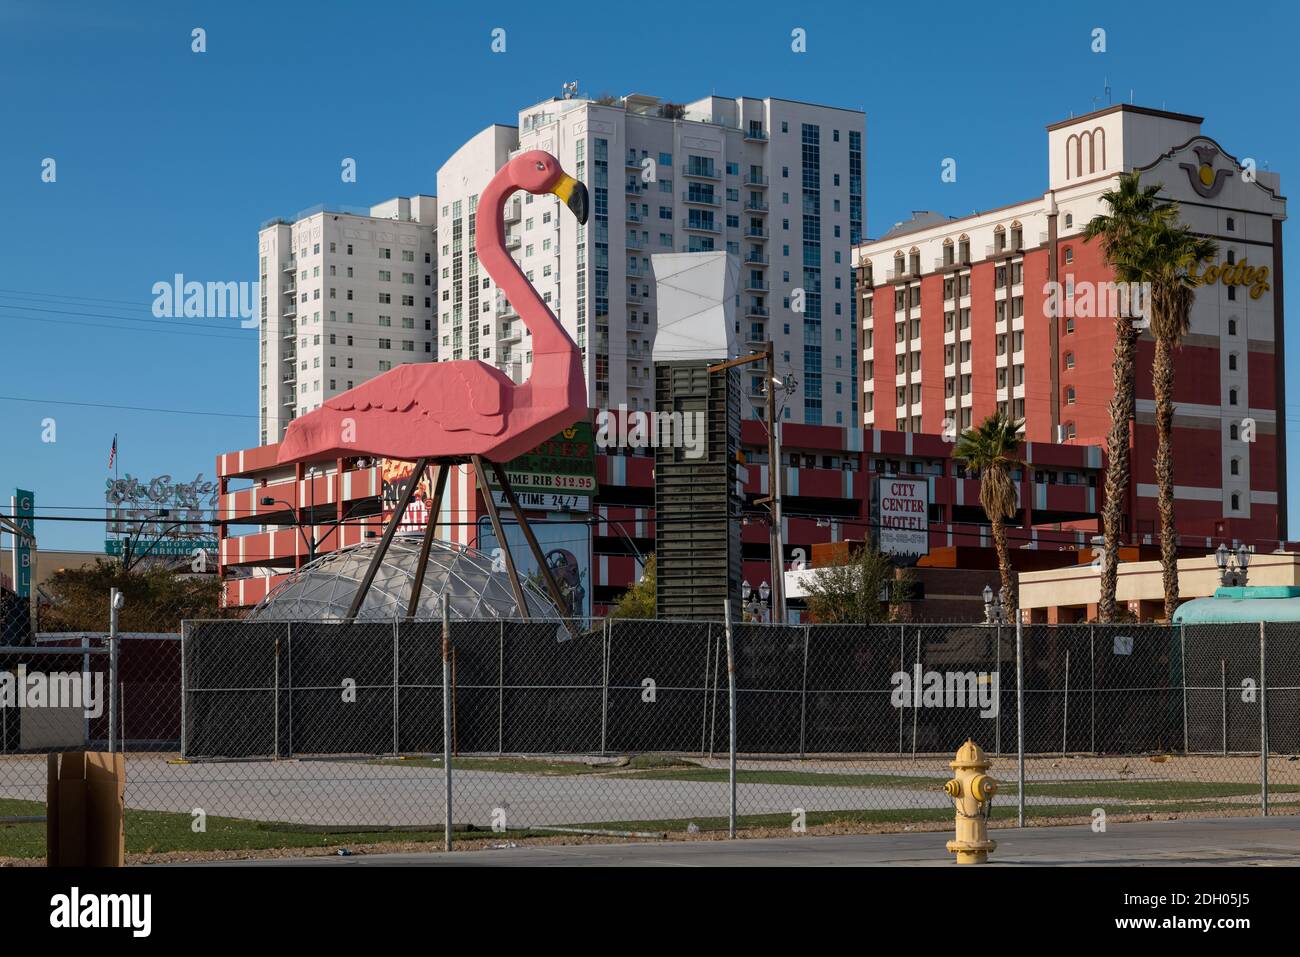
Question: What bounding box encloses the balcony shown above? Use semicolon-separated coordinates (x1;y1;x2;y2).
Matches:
282;395;296;407
744;251;769;265
745;304;770;318
681;163;720;181
626;207;643;223
504;197;522;222
282;302;297;318
745;278;770;292
625;156;643;170
743;128;769;142
934;254;971;271
282;324;296;340
744;226;768;239
282;284;296;296
495;299;517;318
743;173;769;188
282;261;296;273
505;230;521;250
744;200;770;214
681;217;720;233
682;191;720;207
625;181;643;196
626;235;645;249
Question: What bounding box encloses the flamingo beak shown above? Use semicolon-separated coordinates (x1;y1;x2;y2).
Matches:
551;173;588;225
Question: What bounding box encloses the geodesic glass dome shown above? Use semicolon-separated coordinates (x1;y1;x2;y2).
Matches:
247;535;559;621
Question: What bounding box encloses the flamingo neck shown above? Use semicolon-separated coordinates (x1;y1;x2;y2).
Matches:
475;177;575;360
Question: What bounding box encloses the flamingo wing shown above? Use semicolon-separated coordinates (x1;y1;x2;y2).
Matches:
324;362;509;436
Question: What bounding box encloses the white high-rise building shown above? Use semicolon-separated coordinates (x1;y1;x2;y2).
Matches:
257;197;438;445
437;92;865;426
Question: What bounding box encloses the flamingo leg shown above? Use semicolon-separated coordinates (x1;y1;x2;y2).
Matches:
490;460;579;638
347;457;429;620
405;463;449;620
472;455;531;620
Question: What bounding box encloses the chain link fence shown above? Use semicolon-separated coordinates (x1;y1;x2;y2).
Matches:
2;605;1299;858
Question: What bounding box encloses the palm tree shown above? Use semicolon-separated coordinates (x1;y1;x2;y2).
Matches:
1119;220;1217;618
1082;172;1175;621
954;413;1025;616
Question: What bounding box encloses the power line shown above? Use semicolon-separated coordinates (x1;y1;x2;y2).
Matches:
0;395;257;419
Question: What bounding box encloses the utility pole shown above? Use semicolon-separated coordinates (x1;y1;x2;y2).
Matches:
708;342;786;624
764;342;787;625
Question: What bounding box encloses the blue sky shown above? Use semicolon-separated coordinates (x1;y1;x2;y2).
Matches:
1;0;1297;550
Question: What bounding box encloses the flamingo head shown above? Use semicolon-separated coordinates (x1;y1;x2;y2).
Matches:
508;150;588;224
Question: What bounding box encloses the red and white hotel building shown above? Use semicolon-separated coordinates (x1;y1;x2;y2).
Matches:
215;419;1106;618
853;104;1287;544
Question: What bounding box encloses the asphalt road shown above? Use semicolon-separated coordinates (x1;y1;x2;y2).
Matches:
207;816;1300;866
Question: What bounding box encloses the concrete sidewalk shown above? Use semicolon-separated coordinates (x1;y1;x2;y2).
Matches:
209;816;1300;866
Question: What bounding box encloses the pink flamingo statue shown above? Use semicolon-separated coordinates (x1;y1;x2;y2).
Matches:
276;151;589;621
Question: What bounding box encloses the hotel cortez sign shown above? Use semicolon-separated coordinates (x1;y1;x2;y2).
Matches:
876;477;929;563
1189;258;1271;299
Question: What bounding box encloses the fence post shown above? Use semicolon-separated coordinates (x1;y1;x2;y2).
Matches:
600;618;610;756
910;628;920;760
180;620;188;759
1016;617;1025;828
274;625;282;760
1089;625;1096;755
897;624;905;756
392;619;400;756
1221;658;1227;756
700;622;713;756
108;588;120;754
1260;621;1268;817
723;601;737;839
1061;649;1069;757
1180;624;1188;756
285;621;293;758
442;594;453;850
994;623;1002;756
798;625;810;760
497;619;504;756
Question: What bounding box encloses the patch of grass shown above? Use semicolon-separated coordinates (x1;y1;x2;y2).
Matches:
5;791;1293;861
609;767;940;788
367;754;700;776
603;767;1300;802
0;797;539;861
1019;780;1300;800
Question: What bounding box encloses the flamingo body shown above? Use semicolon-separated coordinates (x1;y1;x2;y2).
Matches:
278;150;588;466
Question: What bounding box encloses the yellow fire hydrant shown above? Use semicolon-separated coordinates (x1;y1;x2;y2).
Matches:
944;739;997;864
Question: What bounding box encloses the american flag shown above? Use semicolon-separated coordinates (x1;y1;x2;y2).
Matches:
107;434;117;471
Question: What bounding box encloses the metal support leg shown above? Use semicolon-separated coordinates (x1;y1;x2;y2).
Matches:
347;457;429;620
472;456;531;619
490;460;578;637
406;464;449;620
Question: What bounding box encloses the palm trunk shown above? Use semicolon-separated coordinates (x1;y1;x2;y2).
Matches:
992;515;1014;617
1153;334;1180;619
1098;322;1137;622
